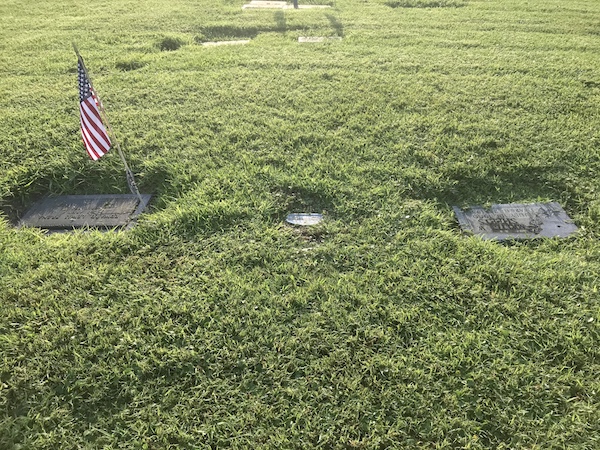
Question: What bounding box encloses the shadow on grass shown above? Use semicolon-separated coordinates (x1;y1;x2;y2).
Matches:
196;20;309;42
274;11;287;31
274;182;336;218
326;13;344;37
411;162;587;222
158;36;185;51
115;59;147;72
438;165;553;207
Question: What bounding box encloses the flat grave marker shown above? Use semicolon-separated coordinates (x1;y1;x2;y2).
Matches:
298;36;342;43
19;194;151;232
286;213;323;226
243;0;287;8
202;40;250;47
453;202;577;240
242;0;331;9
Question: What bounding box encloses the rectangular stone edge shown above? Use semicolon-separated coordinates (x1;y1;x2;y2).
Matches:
452;202;578;241
18;194;152;232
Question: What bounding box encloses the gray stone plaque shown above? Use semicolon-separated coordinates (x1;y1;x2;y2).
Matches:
19;194;151;231
286;213;323;226
453;202;577;240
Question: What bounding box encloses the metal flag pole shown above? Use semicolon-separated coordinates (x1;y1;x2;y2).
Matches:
73;43;143;204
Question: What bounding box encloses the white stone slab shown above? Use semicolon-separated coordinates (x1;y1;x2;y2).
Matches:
293;4;331;8
243;1;287;9
202;40;250;47
243;1;331;9
298;36;342;43
286;213;323;226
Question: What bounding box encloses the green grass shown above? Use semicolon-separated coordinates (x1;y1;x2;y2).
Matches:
1;0;600;448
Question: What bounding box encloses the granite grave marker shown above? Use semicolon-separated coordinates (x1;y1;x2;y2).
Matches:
19;194;151;232
453;202;577;240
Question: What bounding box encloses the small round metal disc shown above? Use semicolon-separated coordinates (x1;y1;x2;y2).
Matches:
285;213;323;226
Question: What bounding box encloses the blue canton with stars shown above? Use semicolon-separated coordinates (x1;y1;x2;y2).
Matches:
78;61;92;103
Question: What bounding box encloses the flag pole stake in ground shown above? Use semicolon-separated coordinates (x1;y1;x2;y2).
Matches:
73;43;143;204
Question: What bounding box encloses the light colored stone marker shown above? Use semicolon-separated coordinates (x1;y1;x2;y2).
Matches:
242;1;331;9
298;36;342;43
243;1;287;9
291;4;331;8
286;213;324;226
202;40;250;47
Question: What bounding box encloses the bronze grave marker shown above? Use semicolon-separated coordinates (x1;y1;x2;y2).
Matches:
453;202;577;240
19;194;151;231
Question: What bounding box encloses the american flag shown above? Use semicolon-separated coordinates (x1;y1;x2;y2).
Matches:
78;59;111;160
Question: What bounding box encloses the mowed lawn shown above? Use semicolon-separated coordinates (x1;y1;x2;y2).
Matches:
1;0;600;448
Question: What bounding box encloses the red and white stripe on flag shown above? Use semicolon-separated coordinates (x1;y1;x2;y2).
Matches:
79;91;111;161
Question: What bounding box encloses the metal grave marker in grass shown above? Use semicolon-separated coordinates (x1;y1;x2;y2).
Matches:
453;202;577;240
286;213;323;226
19;194;152;232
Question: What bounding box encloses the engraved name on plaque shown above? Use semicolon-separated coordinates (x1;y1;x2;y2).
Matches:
453;202;577;240
19;194;151;231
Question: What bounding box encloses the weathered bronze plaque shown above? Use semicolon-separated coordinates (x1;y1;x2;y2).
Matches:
453;202;577;240
19;194;151;231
